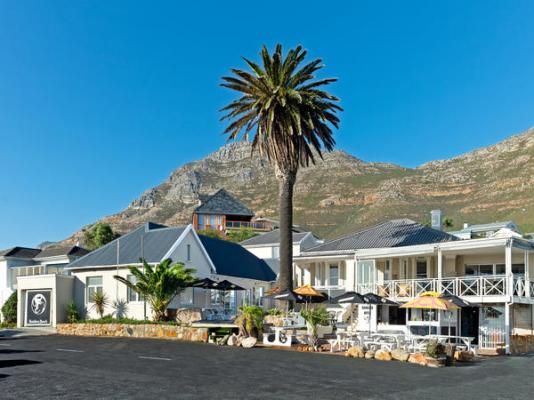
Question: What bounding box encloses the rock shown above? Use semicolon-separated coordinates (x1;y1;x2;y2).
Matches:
217;334;230;346
408;352;427;366
345;346;365;358
454;350;474;362
391;348;410;362
425;356;446;368
227;333;239;346
364;350;375;359
241;337;258;349
374;349;392;361
236;336;244;347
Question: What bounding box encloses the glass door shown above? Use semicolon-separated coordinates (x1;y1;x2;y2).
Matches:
357;260;377;293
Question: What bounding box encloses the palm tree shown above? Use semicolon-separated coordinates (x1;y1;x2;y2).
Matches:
114;259;197;322
90;292;108;319
221;44;341;294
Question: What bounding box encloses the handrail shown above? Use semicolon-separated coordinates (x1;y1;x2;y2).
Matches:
362;275;532;299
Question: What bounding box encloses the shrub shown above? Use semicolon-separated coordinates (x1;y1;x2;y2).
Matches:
66;301;79;323
267;308;282;316
1;292;17;323
301;306;330;351
426;339;446;358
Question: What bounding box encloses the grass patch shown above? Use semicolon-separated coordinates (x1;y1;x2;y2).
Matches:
0;322;16;329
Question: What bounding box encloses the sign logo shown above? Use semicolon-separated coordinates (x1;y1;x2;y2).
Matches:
31;293;47;315
26;290;51;326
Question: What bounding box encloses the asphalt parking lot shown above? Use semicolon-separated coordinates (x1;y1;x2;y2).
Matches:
0;334;533;399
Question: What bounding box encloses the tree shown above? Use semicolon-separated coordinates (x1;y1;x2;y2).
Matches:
221;44;341;294
197;228;226;240
235;305;265;338
1;291;17;323
113;259;196;321
83;222;119;250
443;216;454;229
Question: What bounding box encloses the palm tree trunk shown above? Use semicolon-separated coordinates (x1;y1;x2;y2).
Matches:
276;168;297;293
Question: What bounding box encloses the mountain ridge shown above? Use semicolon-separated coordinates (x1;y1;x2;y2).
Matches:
63;126;534;245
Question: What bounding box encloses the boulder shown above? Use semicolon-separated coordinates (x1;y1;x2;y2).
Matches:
345;346;365;358
364;350;375;359
454;350;474;362
391;348;410;362
408;352;427;366
236;336;244;347
227;333;239;346
425;356;446;368
217;334;229;346
374;349;392;361
241;337;258;349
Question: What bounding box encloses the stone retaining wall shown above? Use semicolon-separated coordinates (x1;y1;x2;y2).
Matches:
510;335;534;354
57;323;208;343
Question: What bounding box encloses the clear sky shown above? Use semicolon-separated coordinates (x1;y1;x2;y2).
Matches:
1;1;534;248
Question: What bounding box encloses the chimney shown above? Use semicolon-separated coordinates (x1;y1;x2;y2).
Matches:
431;210;442;230
463;223;469;229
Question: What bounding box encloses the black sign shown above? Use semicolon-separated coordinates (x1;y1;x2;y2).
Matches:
26;290;51;326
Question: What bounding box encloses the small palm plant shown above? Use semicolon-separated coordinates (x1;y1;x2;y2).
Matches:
236;305;265;338
114;258;196;322
66;301;79;323
301;306;330;351
90;292;108;319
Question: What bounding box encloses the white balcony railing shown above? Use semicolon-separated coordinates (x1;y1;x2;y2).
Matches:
357;275;533;300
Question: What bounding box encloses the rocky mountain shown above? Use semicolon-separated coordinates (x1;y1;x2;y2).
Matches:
67;127;534;243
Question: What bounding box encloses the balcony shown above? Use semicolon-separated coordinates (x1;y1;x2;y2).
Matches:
357;275;534;301
225;220;271;231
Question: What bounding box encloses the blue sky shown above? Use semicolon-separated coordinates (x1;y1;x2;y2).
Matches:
1;1;534;248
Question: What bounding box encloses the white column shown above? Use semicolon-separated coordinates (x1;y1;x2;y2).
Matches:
525;251;530;297
505;242;513;298
437;248;443;294
505;242;513;354
303;264;311;286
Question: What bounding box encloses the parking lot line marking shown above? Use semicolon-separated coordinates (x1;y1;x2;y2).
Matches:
138;356;172;361
0;343;12;347
56;348;84;353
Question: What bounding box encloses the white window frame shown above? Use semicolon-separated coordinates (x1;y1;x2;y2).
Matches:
329;264;339;287
127;274;142;303
86;276;103;304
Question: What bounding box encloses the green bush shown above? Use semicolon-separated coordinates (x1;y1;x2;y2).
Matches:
66;301;79;323
1;292;17;323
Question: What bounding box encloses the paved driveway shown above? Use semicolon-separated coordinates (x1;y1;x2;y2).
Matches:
0;334;532;399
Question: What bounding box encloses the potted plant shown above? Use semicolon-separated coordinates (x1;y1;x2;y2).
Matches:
301;306;330;351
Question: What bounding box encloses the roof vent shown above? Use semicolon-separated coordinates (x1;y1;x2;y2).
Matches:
431;210;442;231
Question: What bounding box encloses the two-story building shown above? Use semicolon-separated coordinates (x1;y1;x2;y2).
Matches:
294;218;534;354
0;245;88;319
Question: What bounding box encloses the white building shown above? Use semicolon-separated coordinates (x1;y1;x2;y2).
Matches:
241;229;322;277
16;223;275;327
294;218;534;354
0;245;88;320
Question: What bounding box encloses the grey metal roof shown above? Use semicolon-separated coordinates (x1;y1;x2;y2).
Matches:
67;223;187;269
0;247;41;259
194;189;254;217
240;229;313;247
198;235;276;282
303;219;458;253
36;245;90;259
449;221;519;235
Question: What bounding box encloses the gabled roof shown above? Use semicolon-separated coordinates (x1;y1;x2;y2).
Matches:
198;235;276;282
194;189;254;217
0;246;41;259
36;245;90;259
67;223;187;269
303;219;458;253
240;229;317;248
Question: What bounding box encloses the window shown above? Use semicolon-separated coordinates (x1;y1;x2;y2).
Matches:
180;288;194;305
416;260;427;278
357;260;376;289
478;265;493;275
272;246;280;259
186;244;191;262
512;264;525;275
127;275;141;302
251;287;264;306
329;265;339;286
86;276;103;303
384;260;391;281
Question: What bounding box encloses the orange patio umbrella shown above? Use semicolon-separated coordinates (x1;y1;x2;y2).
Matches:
293;284;325;298
399;291;460;311
400;291;459;336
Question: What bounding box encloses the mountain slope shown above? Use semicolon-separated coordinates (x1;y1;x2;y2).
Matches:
67;127;534;243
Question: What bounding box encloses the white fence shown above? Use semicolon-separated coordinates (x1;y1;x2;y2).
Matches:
358;275;533;300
